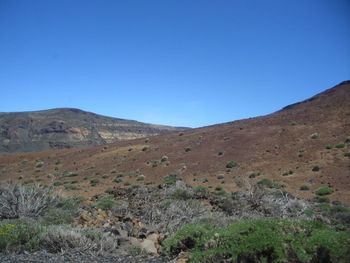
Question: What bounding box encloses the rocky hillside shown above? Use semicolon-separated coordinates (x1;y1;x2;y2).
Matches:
0;108;187;154
0;81;349;204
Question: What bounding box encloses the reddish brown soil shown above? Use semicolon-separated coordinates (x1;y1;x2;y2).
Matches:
1;81;349;204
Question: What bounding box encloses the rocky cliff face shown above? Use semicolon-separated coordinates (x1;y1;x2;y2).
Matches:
0;108;187;154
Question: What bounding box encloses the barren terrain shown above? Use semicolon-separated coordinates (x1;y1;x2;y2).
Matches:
0;81;349;204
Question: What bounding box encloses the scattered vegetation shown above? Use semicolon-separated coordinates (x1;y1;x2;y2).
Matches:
226;160;238;169
312;165;320;172
300;185;310;191
316;186;334;196
90;179;100;186
310;133;319;139
171;189;194;200
92;195;118;211
257;178;284;189
184;147;192;152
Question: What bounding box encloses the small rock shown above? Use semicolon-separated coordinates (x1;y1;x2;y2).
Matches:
140;239;158;255
176;251;190;263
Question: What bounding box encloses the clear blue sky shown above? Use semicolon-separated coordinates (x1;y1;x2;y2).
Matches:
0;0;349;128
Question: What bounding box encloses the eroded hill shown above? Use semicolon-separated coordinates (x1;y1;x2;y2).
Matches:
0;108;187;154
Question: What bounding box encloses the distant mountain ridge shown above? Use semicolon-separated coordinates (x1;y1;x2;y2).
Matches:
0;108;188;154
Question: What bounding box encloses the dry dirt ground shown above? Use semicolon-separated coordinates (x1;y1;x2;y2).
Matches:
0;81;349;204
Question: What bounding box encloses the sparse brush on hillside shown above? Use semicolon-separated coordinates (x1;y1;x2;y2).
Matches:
0;184;60;219
39;225;119;254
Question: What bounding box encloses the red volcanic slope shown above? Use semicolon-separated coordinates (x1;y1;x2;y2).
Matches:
0;81;349;203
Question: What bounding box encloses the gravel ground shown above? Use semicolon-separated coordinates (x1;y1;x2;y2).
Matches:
0;251;171;263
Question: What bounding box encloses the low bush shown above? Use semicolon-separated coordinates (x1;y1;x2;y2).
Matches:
300;185;310;191
257;178;284;189
185;147;192;152
39;225;118;253
136;175;145;181
163;174;181;185
64;184;80;190
0;184;60;219
314;195;330;203
0;219;43;252
41;208;75;226
90;179;100;186
193;186;209;198
336;143;345;148
312;165;320;172
310;133;319;139
226;160;238;168
113;177;122;183
171;189;194;200
93;195;119;211
316;186;333;196
162;219;350;263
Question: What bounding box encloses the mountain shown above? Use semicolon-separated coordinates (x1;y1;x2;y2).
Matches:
0;108;188;154
0;81;349;204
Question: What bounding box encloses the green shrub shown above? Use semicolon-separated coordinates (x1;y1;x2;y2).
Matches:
64;184;80;190
136;175;145;181
257;178;283;189
217;174;225;179
171;189;193;200
300;185;310;191
249;172;261;178
282;170;293;176
326;144;333;149
129;245;147;256
163;219;350;263
336;144;345;149
105;187;114;194
101;174;109;179
164;174;181;185
90;179;100;186
113;178;122;183
312;165;320;172
185;147;192;152
124;182;131;186
344;152;350;157
161;156;169;162
215;185;223;191
316;186;333;196
142;146;149;152
310;133;319;139
23;179;34;185
226;160;238;168
35;161;44;168
0;220;43;252
93;195;118;211
314;195;330;203
64;172;78;177
193;186;209;197
41;208;75;225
